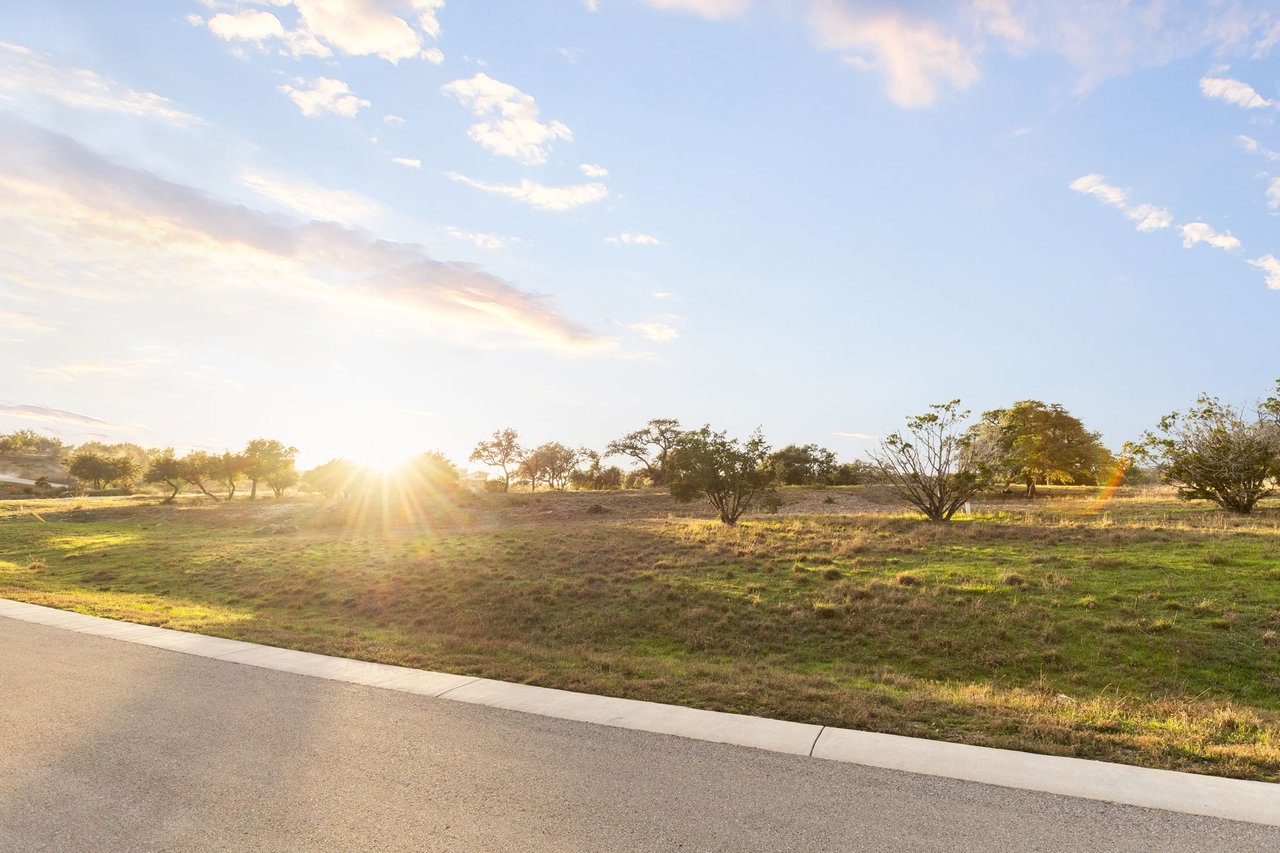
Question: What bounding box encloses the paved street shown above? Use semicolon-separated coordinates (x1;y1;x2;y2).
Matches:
1;616;1276;852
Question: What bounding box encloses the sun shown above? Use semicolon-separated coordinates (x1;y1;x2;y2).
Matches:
346;447;413;473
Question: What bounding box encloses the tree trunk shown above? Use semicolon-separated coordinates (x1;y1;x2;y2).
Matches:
1025;476;1036;499
250;479;258;499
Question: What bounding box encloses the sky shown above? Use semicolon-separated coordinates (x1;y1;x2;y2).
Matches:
1;0;1278;471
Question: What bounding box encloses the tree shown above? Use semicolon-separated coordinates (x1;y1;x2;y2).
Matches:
870;400;986;522
213;452;246;500
469;428;523;492
968;400;1113;497
1141;389;1280;514
68;452;125;490
666;426;775;525
768;443;838;485
242;438;298;499
403;451;460;496
302;459;361;498
605;418;683;486
520;442;579;491
569;449;623;490
267;466;299;498
179;451;223;500
145;451;186;502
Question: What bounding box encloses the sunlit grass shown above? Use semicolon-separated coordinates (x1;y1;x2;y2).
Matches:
1;486;1278;780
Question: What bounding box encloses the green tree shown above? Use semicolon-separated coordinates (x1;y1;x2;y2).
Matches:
667;426;775;526
213;452;246;500
605;418;683;487
520;442;579;491
768;443;838;485
68;452;116;489
870;400;986;522
1141;389;1280;514
969;400;1113;497
242;438;298;499
144;451;186;501
469;428;523;492
569;449;623;490
179;451;224;500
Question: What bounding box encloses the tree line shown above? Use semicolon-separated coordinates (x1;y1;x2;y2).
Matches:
6;381;1278;521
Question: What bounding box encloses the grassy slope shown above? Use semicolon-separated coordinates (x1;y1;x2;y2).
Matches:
1;488;1278;781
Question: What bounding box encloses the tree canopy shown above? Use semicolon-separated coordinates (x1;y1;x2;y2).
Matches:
667;426;774;525
969;400;1114;497
606;418;683;486
870;400;985;522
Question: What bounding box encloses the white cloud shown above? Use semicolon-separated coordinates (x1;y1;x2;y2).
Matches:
630;322;678;342
1200;75;1273;109
290;0;444;63
580;163;609;177
811;2;978;108
390;156;421;169
445;227;514;250
279;76;370;117
207;10;286;42
384;114;406;127
0;42;204;125
644;0;749;19
442;73;572;165
239;172;381;222
652;291;674;299
585;0;600;11
1180;222;1242;251
0;402;126;430
0;115;606;351
1069;173;1127;208
1069;173;1172;232
0;310;53;337
1235;134;1280;162
1125;203;1174;232
448;172;608;211
421;46;444;63
833;431;877;440
1268;177;1280;210
1248;254;1280;289
605;233;662;246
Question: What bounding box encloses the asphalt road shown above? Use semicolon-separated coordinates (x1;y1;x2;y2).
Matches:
2;617;1277;852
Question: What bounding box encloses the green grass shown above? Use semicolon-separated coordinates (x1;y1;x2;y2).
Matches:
2;488;1279;781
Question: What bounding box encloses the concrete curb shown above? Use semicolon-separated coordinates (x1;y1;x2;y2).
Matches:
2;597;1277;826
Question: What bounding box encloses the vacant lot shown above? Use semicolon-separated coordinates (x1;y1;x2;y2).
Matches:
2;486;1278;781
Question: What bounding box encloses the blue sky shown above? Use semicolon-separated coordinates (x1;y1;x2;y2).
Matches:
1;0;1278;470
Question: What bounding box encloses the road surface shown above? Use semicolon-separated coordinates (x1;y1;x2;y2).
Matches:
1;617;1276;851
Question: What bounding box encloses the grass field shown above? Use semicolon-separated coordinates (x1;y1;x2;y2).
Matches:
2;486;1278;781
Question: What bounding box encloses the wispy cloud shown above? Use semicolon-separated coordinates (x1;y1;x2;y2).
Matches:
442;73;572;165
0;116;607;351
1069;174;1172;232
445;227;516;250
1180;221;1242;251
580;163;609;177
29;359;161;381
279;76;370;117
0;402;127;429
644;0;750;19
606;233;662;246
1200;74;1273;109
1268;177;1280;210
1235;134;1280;162
0;310;54;336
811;2;978;108
630;321;678;342
448;172;608;211
0;41;204;125
834;431;877;440
390;156;421;169
239;171;381;222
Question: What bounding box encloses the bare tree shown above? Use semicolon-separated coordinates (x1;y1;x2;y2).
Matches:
869;400;985;522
